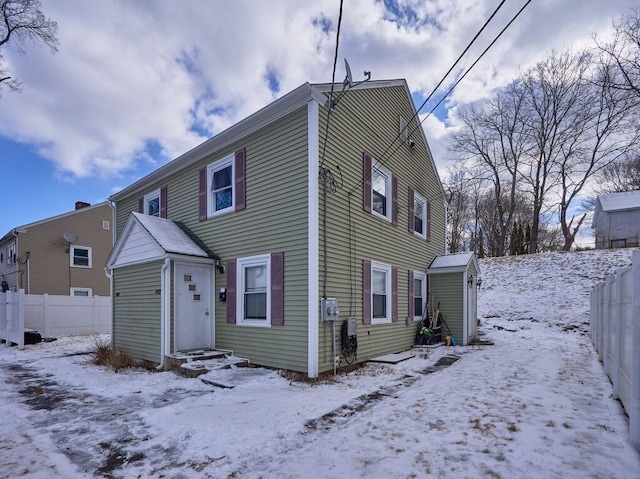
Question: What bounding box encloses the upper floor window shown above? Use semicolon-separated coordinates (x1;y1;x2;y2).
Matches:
199;149;246;221
413;191;427;239
144;190;161;217
6;243;15;266
70;245;92;268
139;186;167;218
208;154;235;216
362;152;397;225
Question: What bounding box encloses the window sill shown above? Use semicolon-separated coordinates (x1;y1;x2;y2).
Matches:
236;321;272;328
207;207;234;220
371;211;392;223
371;318;391;325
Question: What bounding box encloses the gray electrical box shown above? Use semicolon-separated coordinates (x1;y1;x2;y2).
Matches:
322;298;339;322
347;316;357;336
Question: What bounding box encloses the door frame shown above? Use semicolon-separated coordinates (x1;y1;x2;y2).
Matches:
173;260;215;352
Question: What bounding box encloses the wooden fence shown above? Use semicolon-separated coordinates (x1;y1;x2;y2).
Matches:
590;249;640;451
0;291;111;346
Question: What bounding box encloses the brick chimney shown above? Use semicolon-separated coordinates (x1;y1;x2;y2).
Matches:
75;201;91;210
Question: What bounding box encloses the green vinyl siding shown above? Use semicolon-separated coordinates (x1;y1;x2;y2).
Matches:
112;261;162;364
114;106;310;373
317;85;445;371
429;272;463;341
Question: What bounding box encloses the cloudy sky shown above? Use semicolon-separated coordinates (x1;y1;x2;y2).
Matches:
0;0;637;235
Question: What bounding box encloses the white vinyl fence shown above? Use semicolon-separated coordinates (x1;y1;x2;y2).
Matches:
590;249;640;451
0;291;111;346
0;290;25;348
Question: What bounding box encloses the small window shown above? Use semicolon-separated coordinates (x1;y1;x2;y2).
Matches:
413;191;427;239
71;287;92;297
237;254;270;326
371;261;392;324
102;220;110;230
207;154;235;217
413;272;427;320
144;190;161;217
371;162;392;221
6;243;16;266
70;245;92;268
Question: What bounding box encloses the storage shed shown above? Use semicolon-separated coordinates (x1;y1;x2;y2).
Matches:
427;252;480;346
592;190;640;249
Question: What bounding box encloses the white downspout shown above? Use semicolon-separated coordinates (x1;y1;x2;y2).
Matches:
104;267;114;341
158;257;171;370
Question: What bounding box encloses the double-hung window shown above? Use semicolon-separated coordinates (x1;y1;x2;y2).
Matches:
237;255;270;326
207;154;234;216
144;190;161;217
371;162;392;221
371;261;392;323
6;243;15;265
70;245;92;268
413;271;427;320
413;191;427;239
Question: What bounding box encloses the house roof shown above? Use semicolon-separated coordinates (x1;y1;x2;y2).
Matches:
106;212;212;269
109;78;445;204
597;190;640;212
0;201;112;244
427;252;479;274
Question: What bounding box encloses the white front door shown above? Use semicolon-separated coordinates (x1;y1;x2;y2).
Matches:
175;263;213;351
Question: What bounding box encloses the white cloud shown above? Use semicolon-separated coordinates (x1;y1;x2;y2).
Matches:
0;0;637;179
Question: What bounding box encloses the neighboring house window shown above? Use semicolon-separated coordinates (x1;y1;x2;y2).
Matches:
71;287;92;297
409;271;427;321
362;152;397;225
70;245;92;268
610;239;626;248
102;220;110;230
6;243;15;265
408;187;431;240
226;252;284;326
362;260;398;325
199;149;246;221
138;186;167;218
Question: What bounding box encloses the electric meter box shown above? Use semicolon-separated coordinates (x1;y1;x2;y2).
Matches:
321;298;339;322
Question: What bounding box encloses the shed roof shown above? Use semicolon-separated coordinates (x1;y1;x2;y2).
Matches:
598;190;640;212
427;252;479;275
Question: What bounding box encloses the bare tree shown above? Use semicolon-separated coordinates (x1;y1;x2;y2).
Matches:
596;153;640;193
0;0;58;96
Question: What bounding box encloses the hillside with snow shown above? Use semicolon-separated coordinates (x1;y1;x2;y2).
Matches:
0;248;639;478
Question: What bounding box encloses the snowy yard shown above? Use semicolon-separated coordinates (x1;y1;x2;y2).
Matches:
1;249;639;478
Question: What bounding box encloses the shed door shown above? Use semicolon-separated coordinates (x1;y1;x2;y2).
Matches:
175;263;213;351
467;277;477;341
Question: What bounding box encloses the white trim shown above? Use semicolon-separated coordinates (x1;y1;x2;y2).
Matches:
70;287;92;297
413;190;427;239
371;261;392;324
462;271;468;345
143;189;161;217
412;271;427;321
207;153;235;218
307;99;320;378
160;258;170;367
236;254;271;327
371;161;393;223
70;245;92;268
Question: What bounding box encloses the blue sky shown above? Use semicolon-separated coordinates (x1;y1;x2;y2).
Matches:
0;0;636;236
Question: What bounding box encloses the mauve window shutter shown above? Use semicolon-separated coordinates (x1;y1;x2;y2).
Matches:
362;153;372;213
160;185;168;218
226;260;237;324
392;266;398;322
363;260;371;324
408;187;415;233
235;149;246;211
426;200;431;240
392;176;398;226
198;167;207;221
408;270;414;319
138;197;144;213
270;252;284;326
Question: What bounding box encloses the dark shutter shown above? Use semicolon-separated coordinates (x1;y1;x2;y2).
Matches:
408;187;415;233
362;153;372;213
426;200;431;240
160;185;168;218
392;176;398;226
198;167;207;221
408;270;414;319
226;259;237;324
235;149;246;211
392;266;398;322
138;197;144;214
363;260;371;324
270;252;284;325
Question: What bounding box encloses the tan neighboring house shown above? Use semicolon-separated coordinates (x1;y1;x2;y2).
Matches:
0;202;113;296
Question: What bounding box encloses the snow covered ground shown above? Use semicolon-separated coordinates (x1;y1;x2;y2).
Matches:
1;248;639;478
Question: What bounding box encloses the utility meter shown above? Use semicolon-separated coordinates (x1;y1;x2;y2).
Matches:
321;298;339;322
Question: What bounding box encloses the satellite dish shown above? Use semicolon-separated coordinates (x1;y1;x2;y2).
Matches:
344;59;353;86
63;232;77;243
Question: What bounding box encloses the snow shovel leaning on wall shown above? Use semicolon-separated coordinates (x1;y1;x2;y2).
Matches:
438;310;457;346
